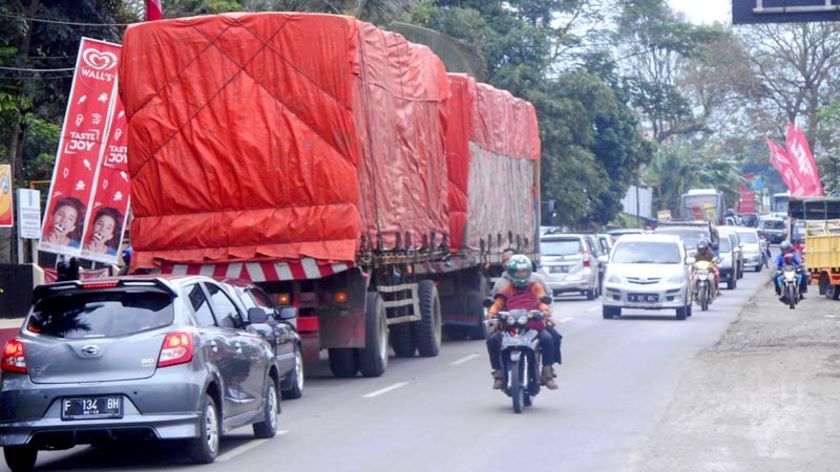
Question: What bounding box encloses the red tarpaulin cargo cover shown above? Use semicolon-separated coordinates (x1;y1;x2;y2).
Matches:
120;13;450;274
446;74;540;259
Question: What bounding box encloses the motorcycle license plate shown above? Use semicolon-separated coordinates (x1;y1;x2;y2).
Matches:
629;294;659;303
502;337;526;347
61;396;123;420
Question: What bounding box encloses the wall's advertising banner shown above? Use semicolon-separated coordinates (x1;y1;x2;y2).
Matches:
0;165;12;228
767;138;805;196
785;123;825;197
39;38;121;258
80;98;130;264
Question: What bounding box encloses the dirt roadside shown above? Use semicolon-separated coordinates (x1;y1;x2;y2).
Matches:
626;279;840;472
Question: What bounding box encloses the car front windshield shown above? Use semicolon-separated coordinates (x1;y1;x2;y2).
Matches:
761;220;785;230
737;231;758;243
612;242;681;264
541;239;582;256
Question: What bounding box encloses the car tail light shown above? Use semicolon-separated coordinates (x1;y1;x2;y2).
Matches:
158;332;193;368
2;339;27;374
277;293;291;305
583;252;591;268
82;282;119;289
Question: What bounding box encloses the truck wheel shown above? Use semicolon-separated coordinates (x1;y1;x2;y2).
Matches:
467;293;488;340
415;280;442;357
391;323;418;356
328;348;358;378
358;292;388;377
831;285;840;301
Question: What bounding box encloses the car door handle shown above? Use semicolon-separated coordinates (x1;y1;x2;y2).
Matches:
234;342;243;354
210;340;218;352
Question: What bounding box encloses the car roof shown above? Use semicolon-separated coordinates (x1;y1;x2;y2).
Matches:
542;233;585;241
613;234;681;244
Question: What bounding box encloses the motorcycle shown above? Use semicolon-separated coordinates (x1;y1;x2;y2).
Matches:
779;264;801;309
692;260;715;311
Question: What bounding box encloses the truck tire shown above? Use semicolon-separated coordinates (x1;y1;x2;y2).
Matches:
391;323;417;356
415;280;442;357
358;292;388;377
467;292;488;340
328;348;358;378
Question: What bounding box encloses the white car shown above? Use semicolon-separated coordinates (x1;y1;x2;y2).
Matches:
602;234;693;320
734;227;763;272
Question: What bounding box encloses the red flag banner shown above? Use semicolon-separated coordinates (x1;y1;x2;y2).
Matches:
39;38;121;259
785;123;825;197
80;98;130;264
145;0;162;21
738;183;756;213
767;138;805;196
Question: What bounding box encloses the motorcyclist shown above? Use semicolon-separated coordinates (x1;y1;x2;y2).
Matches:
693;238;720;296
486;255;558;390
774;241;807;299
492;249;563;369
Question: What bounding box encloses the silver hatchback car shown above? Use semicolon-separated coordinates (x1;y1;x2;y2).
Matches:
0;276;281;471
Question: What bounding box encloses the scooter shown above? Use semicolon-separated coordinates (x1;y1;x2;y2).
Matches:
692;260;715;311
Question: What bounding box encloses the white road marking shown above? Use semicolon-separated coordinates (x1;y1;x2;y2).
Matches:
556;317;573;323
362;382;408;398
450;353;480;366
587;306;601;312
216;431;288;462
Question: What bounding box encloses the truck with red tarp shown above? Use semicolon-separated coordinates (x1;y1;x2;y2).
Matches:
120;13;540;378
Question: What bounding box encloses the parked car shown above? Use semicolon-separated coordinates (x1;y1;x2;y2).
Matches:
719;226;745;279
734;227;763;272
219;278;304;399
718;234;739;290
602;234;693;320
538;234;600;300
758;216;786;244
0;276;281;471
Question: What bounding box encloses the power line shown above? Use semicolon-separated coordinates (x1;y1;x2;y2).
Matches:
0;66;76;72
0;12;133;27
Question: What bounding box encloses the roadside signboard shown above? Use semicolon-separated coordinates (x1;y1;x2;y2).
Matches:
733;0;840;24
0;165;11;228
17;189;41;239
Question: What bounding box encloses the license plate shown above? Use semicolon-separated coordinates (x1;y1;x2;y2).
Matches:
61;396;123;421
550;266;569;273
629;294;659;303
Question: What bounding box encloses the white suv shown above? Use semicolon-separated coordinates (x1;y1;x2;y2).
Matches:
602;234;693;320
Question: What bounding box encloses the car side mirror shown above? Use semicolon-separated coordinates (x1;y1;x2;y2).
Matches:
279;307;298;321
247;307;269;324
483;297;495;308
686;257;696;265
539;295;553;305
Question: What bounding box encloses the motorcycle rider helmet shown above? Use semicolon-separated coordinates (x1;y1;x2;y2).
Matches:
507;255;533;289
697;238;710;252
780;241;792;253
783;253;795;265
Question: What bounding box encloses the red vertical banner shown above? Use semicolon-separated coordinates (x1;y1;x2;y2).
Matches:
785;123;825;196
767;138;805;196
80;99;130;264
146;0;163;21
39;38;121;258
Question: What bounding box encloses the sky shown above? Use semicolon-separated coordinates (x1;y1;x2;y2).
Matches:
668;0;732;25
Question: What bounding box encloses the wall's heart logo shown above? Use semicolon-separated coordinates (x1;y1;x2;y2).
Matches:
82;48;118;71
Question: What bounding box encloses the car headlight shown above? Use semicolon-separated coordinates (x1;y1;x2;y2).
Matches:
666;274;684;284
506;315;516;325
517;315;528;325
607;274;622;284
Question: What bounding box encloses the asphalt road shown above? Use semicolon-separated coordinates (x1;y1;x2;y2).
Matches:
3;269;769;472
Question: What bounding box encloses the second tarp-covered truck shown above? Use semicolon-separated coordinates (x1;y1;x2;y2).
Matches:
120;13;540;378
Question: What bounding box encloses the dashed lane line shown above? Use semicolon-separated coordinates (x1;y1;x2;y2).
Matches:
450;353;480;366
362;382;409;398
216;431;288;463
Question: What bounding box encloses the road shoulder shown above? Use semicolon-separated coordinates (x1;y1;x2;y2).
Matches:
627;282;840;472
